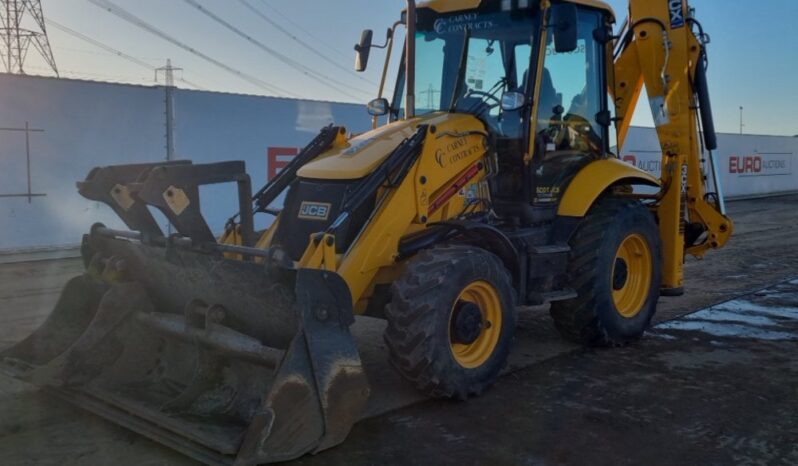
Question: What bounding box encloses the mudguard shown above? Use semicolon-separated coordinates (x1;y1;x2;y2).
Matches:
557;158;660;218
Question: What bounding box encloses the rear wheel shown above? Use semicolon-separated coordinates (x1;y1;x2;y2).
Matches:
384;245;516;399
551;199;662;346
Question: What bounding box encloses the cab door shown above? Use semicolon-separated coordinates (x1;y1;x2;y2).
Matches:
532;7;610;205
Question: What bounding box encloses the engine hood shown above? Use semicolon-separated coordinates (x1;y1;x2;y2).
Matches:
297;113;484;181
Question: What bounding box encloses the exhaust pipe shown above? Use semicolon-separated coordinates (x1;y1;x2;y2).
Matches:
405;0;416;118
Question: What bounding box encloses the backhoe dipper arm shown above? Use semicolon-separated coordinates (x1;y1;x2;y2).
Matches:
612;0;733;293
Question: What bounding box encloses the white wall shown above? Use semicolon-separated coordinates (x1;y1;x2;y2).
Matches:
0;74;165;252
1;74;795;253
0;74;371;253
172;89;369;231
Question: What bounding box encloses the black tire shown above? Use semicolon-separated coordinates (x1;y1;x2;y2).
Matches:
384;245;517;400
550;198;662;347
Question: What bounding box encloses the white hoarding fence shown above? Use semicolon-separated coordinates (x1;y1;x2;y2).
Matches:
1;73;795;253
0;74;167;253
0;74;370;253
620;128;798;199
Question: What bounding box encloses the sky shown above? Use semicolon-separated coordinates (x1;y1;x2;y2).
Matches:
15;0;798;136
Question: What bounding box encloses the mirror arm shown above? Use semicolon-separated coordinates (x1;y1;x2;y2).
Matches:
373;24;401;129
371;28;394;50
405;0;416;118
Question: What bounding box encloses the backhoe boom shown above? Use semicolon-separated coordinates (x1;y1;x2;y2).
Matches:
613;0;733;292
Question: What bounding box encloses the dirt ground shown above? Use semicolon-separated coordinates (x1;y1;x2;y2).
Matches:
297;279;798;466
1;194;797;465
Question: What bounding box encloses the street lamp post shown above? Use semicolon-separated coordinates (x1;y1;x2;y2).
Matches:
739;106;744;135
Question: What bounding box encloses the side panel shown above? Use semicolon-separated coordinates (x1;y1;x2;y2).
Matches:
335;113;490;308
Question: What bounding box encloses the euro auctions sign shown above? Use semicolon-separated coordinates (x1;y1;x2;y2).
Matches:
267;147;299;180
618;127;798;199
729;154;792;177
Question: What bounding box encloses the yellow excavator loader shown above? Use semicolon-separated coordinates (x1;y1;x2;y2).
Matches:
1;0;732;464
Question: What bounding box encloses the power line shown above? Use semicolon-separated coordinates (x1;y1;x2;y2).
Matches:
26;64;150;82
181;0;369;101
46;18;204;90
48;20;156;70
182;0;367;100
88;0;287;95
54;44;164;62
255;1;351;62
238;0;377;86
87;0;294;97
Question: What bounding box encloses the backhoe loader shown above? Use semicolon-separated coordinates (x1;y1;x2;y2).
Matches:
1;0;732;464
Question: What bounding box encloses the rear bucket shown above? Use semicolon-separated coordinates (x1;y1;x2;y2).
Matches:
0;237;370;465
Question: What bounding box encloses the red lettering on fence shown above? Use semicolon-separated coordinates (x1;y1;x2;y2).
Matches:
729;156;763;174
267;147;299;180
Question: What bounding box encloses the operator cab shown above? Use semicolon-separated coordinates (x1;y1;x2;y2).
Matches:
364;0;615;225
532;4;611;208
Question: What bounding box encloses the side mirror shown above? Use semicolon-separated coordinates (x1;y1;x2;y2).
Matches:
595;109;612;127
367;98;390;116
550;4;579;53
500;92;526;112
354;29;374;72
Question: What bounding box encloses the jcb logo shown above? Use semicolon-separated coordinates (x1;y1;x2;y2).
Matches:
298;202;332;221
668;0;685;29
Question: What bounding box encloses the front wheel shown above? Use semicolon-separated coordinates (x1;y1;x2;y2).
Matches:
384;245;517;400
551;199;662;346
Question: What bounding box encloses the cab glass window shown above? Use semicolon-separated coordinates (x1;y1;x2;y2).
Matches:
535;9;605;157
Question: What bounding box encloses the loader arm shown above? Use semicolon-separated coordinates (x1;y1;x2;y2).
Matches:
612;0;733;293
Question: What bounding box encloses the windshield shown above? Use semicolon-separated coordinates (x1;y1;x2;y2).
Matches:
392;7;540;119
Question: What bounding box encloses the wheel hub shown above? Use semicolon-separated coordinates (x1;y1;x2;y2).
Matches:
451;302;483;345
613;258;629;290
612;234;654;318
448;280;503;369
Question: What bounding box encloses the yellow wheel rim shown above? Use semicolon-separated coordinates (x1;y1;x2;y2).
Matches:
612;234;653;318
449;281;502;369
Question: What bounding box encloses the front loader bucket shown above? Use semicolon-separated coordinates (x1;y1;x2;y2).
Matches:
0;237;370;465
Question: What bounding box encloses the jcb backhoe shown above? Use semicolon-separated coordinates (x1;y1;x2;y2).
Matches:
1;0;732;464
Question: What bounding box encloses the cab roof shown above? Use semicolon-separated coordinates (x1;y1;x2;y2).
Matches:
417;0;616;22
